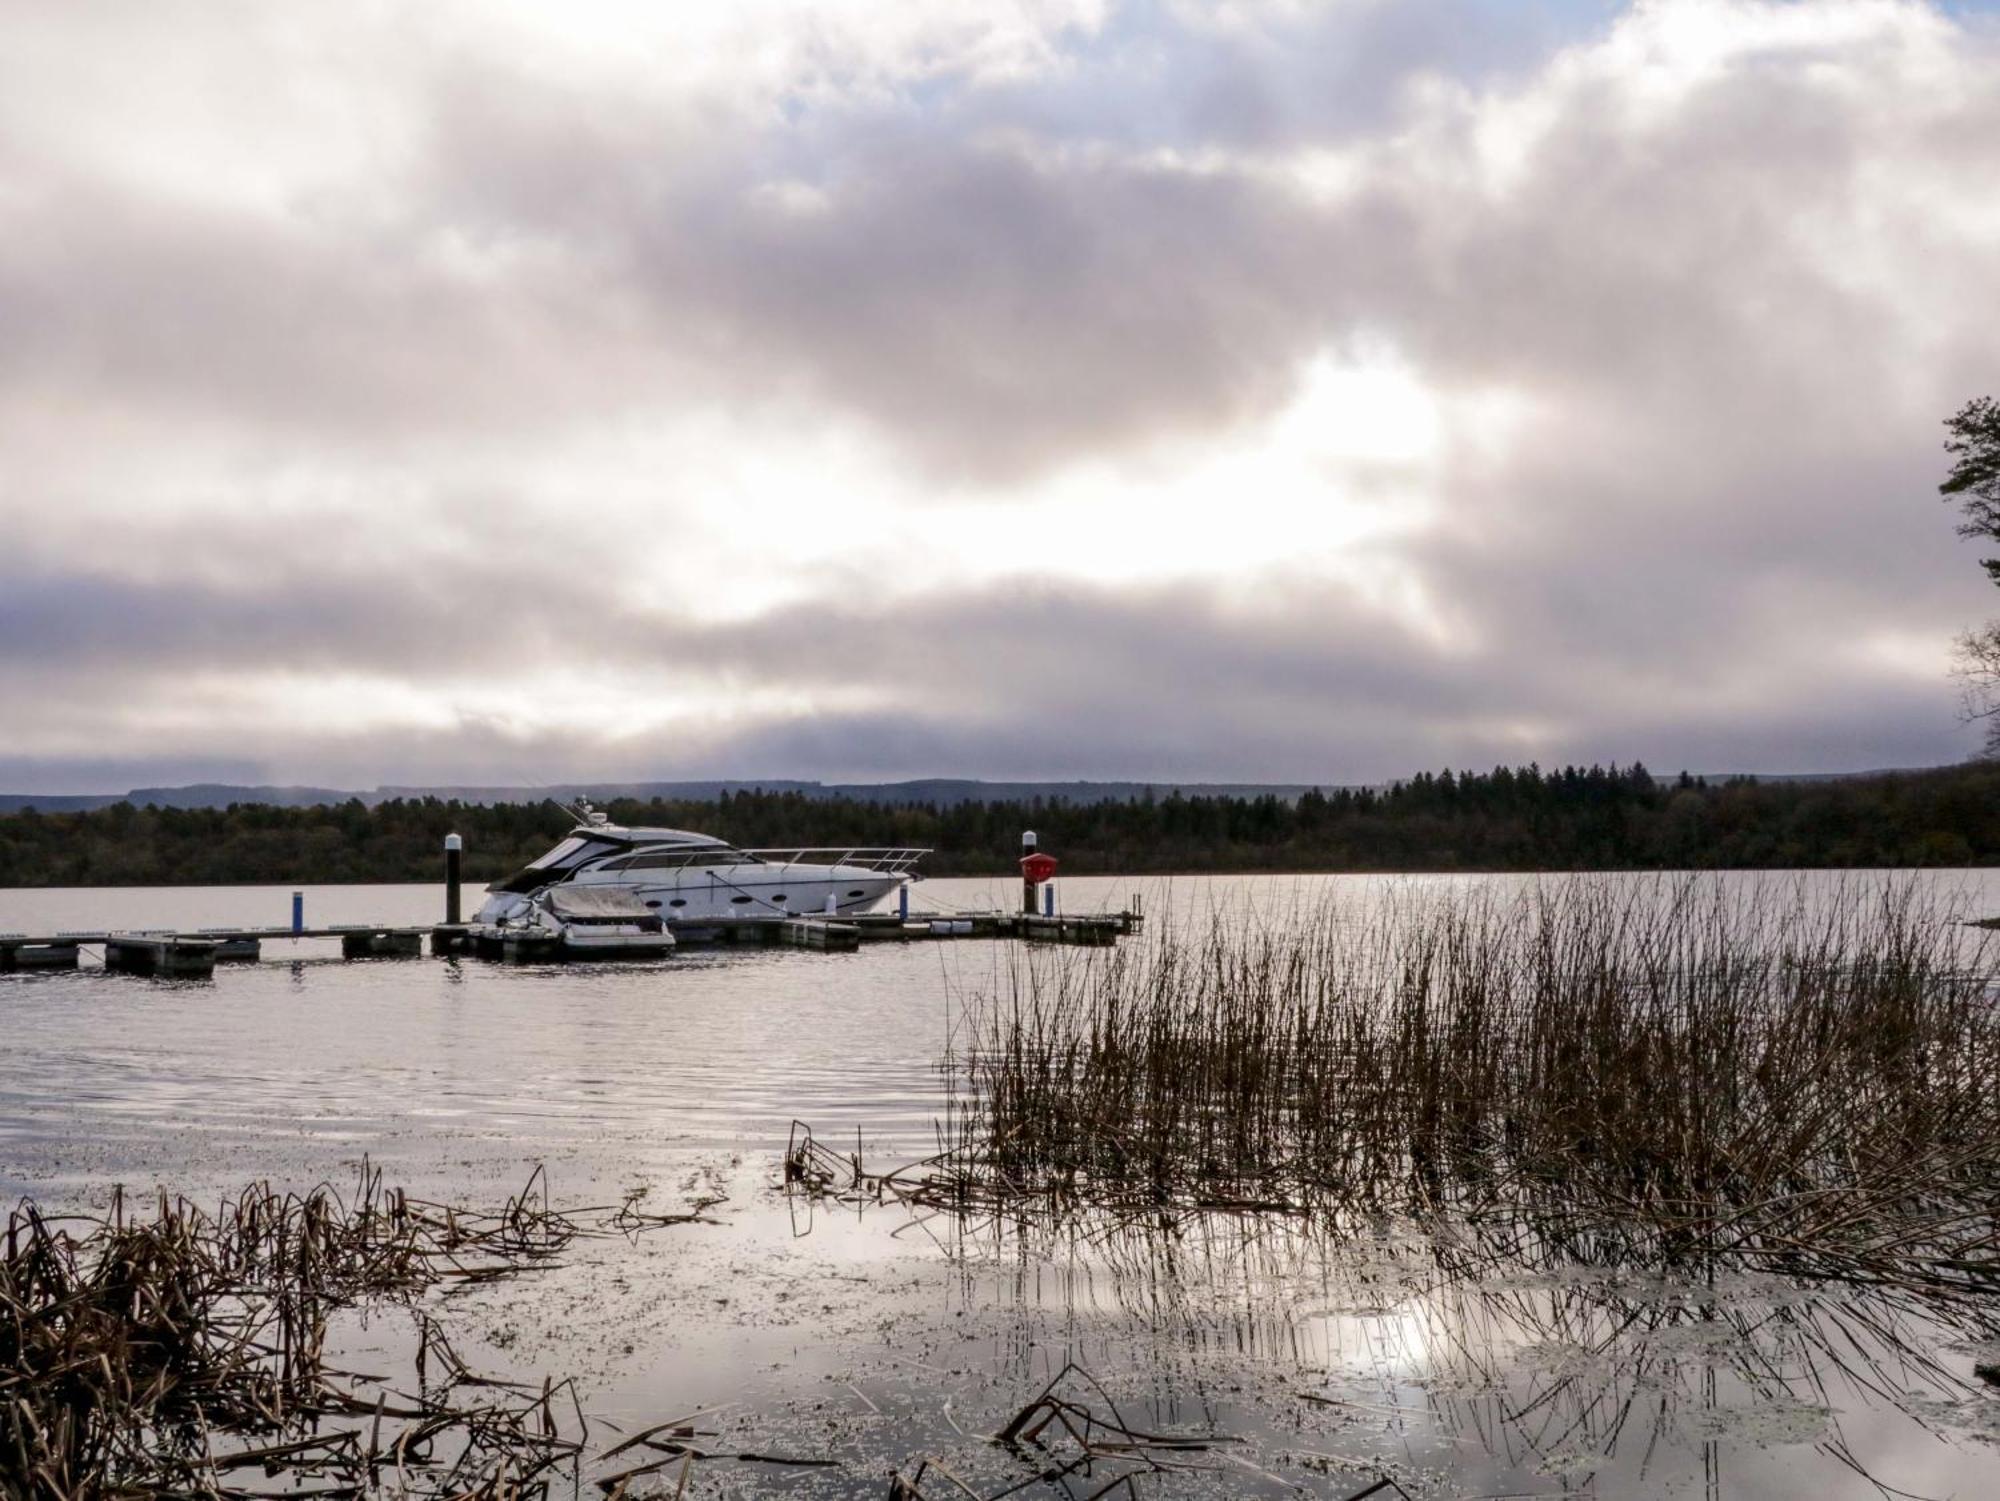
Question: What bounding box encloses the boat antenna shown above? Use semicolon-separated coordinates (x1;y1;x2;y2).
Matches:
562;795;611;828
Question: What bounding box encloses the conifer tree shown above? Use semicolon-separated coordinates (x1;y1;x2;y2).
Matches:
1941;397;2000;748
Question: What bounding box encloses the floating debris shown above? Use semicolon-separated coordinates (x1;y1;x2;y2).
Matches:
889;1362;1236;1499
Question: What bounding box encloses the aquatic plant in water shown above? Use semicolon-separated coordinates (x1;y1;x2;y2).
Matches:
939;875;2000;1295
0;1165;683;1499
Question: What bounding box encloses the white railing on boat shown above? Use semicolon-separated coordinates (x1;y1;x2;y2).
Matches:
741;847;931;874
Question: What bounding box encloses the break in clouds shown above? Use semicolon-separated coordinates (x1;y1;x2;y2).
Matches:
1;0;1997;792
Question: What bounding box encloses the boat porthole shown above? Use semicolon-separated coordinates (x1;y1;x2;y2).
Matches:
730;895;754;905
668;899;687;908
644;900;661;909
772;894;787;903
846;889;865;898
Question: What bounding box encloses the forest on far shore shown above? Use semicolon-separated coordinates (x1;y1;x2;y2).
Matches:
0;761;1993;888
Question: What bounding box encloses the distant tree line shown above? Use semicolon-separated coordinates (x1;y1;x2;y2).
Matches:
0;761;1993;888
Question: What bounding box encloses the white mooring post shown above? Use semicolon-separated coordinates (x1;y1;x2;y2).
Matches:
444;833;463;924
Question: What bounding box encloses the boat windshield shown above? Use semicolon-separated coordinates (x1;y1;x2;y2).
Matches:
528;837;592;870
492;836;618;894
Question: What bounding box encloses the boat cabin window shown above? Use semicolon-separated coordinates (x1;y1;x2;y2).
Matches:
600;850;700;872
599;848;763;872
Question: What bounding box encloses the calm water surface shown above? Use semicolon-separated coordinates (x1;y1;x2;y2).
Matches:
5;871;2000;1498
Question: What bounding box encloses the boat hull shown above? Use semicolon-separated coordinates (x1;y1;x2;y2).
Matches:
475;863;908;926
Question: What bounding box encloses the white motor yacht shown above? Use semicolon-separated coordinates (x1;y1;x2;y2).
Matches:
473;804;928;928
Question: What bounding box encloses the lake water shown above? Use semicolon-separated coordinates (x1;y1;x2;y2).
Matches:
6;871;2000;1498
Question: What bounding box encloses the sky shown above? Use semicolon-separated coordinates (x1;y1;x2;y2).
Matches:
2;0;1997;793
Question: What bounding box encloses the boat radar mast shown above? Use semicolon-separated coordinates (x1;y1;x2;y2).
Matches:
562;797;612;829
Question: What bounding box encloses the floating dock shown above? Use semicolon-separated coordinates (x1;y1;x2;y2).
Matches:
0;923;436;976
1;909;1139;978
637;909;1132;951
2;829;1141;978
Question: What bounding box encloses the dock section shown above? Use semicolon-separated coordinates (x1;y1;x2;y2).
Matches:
2;908;1137;976
2;924;433;979
2;832;1143;977
431;907;1136;962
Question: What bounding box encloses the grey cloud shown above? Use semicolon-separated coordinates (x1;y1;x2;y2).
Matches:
686;683;1960;785
0;754;269;799
5;1;1990;489
0;2;1554;476
0;2;1995;787
386;2;1999;499
0;175;647;445
407;91;1333;480
970;0;1598;152
0;555;603;675
48;652;1950;789
687;583;1967;773
0;561;1973;785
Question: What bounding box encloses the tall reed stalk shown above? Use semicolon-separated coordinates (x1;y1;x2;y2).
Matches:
952;875;2000;1289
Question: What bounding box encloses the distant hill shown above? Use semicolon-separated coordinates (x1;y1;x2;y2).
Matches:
0;767;1948;815
0;793;125;813
378;778;1337;806
0;777;1334;812
0;784;359;813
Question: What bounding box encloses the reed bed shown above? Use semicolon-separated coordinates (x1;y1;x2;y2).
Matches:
2;1166;597;1499
937;875;2000;1292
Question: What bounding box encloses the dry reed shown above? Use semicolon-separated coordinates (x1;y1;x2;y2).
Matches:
2;1165;596;1499
934;875;2000;1292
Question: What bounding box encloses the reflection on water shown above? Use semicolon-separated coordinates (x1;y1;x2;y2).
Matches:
6;872;2000;1496
771;1168;2000;1497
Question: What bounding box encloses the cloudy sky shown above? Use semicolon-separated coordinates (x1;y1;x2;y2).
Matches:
2;0;1997;792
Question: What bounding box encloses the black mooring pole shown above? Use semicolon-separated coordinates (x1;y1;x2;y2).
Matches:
444;833;463;924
